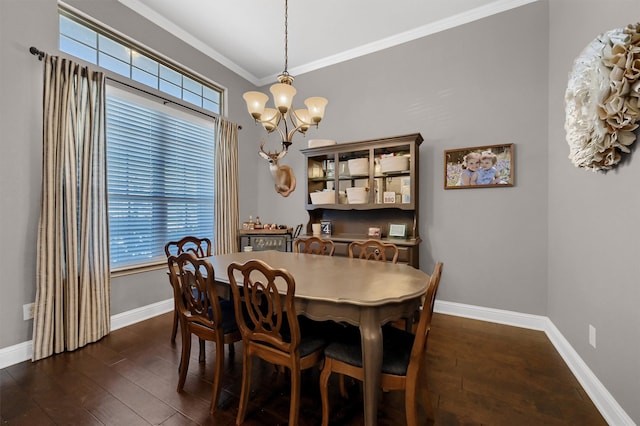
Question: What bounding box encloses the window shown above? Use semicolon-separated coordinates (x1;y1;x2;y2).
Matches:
59;8;222;115
106;85;215;270
59;8;221;271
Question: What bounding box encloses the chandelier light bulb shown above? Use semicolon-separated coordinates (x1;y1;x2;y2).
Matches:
270;82;297;114
304;97;328;124
261;108;281;132
242;91;268;119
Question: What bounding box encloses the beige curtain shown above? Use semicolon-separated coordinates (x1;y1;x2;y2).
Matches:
33;55;110;361
214;119;240;254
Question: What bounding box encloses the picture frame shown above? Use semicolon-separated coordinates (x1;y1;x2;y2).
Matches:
367;226;382;238
388;223;407;238
444;143;514;189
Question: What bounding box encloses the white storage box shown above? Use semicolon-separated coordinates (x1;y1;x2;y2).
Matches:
346;187;368;204
308;139;337;148
380;156;409;173
347;158;368;176
310;190;335;204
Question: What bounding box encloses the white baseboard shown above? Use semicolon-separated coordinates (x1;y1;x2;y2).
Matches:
0;298;173;370
0;340;33;370
1;299;634;425
110;298;173;331
435;300;635;426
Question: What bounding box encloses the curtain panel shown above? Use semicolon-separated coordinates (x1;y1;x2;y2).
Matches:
214;119;239;255
33;55;110;361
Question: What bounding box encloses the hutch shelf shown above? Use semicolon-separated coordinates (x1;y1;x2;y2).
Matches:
300;133;423;267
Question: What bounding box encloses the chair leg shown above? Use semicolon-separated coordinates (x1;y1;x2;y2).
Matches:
177;330;191;391
338;374;348;399
405;375;422;426
236;350;253;425
319;358;332;426
289;365;301;426
198;338;206;362
210;338;224;414
171;304;178;342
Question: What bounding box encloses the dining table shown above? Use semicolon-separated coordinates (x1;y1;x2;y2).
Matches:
205;249;430;426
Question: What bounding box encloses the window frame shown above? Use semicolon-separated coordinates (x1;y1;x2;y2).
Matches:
58;5;225;117
58;7;224;275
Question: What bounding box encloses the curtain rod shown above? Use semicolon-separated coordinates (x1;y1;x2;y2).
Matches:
29;46;241;129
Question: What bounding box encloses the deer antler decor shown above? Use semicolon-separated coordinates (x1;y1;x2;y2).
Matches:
259;142;296;197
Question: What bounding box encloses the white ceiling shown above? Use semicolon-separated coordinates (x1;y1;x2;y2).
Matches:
117;0;537;86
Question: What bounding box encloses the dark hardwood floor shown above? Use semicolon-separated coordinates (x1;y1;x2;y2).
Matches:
1;312;606;425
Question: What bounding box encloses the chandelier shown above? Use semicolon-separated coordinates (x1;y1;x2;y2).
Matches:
242;0;328;151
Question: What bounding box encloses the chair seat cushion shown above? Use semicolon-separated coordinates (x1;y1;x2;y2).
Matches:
324;324;415;376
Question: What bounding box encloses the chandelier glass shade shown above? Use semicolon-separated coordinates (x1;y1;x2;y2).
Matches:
243;0;328;149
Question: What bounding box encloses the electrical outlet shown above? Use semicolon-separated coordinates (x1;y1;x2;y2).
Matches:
589;324;596;348
23;303;35;321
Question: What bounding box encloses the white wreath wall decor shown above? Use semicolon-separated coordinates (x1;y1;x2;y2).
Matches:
565;23;640;172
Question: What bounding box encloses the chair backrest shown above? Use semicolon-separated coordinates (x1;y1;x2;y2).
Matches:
227;259;300;354
348;239;399;263
167;252;223;328
410;262;443;362
293;236;336;256
164;236;212;258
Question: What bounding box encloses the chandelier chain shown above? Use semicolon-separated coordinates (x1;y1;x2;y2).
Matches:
283;0;288;73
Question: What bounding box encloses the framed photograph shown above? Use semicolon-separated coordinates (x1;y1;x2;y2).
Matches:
388;223;407;238
368;226;382;238
444;143;514;189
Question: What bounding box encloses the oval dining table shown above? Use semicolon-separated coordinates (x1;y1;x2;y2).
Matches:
205;249;430;426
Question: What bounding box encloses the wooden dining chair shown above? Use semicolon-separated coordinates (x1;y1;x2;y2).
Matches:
293;236;336;256
167;252;242;414
227;259;327;426
319;262;443;426
348;239;399;263
164;236;212;343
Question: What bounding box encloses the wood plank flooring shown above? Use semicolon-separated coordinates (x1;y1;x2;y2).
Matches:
1;312;606;425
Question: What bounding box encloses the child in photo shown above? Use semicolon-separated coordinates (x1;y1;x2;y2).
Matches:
457;151;481;186
473;151;500;185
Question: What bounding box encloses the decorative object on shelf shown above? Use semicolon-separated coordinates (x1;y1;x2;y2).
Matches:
347;158;368;176
368;226;382;238
310;190;335;205
320;220;332;235
308;139;336;148
259;142;296;197
565;23;640;172
388;223;407;238
242;0;328;154
383;191;396;203
444;144;514;189
380;155;409;173
346;186;368;204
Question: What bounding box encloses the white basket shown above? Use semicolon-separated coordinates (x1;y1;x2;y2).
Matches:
346;187;368;204
308;139;337;148
380;156;409;173
348;158;369;176
310;190;335;204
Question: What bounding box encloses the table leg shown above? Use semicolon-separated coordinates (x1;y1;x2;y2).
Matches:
360;309;382;426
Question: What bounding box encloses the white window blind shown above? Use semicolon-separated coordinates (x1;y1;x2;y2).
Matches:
106;85;215;270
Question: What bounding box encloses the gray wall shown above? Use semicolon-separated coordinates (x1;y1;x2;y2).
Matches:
260;2;550;316
0;0;261;347
1;0;638;423
548;0;640;421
